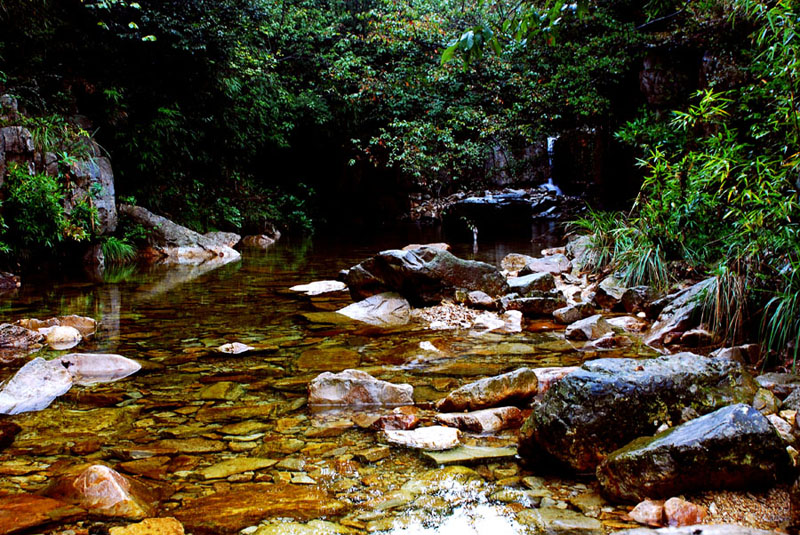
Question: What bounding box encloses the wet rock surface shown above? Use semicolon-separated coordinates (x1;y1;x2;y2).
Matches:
118;204;240;264
336;292;411;327
597;404;791;501
645;278;715;346
436;367;539;412
520;354;759;472
174;484;347;534
308;369;414;406
346;247;509;305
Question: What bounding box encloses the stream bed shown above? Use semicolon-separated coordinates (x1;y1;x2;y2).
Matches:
0;234;791;534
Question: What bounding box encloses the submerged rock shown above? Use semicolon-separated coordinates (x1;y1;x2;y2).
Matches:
217;342;254;354
174;483;346;534
423;445;518;465
516;507;603;535
435;368;538;412
0;357;73;415
58;353;141;386
241;234;277;248
519;354;758;472
383;425;461;450
346;247;509;306
337;292;411;327
109;517;185;535
435;406;523;433
0;494;82;535
597;404;791;501
46;464;156;519
308;369;414;406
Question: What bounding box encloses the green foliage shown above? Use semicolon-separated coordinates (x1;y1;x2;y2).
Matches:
575;0;800;354
1;164;96;254
762;259;800;370
101;236;136;264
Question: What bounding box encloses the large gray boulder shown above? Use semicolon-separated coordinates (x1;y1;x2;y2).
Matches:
346;247;509;306
118;204;240;264
65;157;117;234
518;354;759;472
597;404;791;501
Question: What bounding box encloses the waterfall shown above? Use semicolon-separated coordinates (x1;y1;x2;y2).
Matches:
543;136;562;196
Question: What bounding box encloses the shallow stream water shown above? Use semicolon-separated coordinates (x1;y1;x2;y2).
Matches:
0;232;763;534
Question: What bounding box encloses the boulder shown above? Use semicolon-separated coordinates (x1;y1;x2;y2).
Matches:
241;234;276;248
622;286;657;314
710;344;760;365
346;247;509;306
504;292;567;317
46;464;156;519
553;303;595;324
336;292;411;327
0;357;73;415
383;425;460;450
435;406;523;433
757;372;800;398
203;231;241;248
465;290;496;308
519;253;572;275
566;235;594;271
597;404;791;501
784;388;800;412
0;323;44;349
57;353;141;385
501;253;535;273
752;388;781;415
435;368;538;412
65;156;118;234
519;354;758;472
43;325;82;350
423;445;518;465
607;316;648;333
118;204;240;264
595;276;628;310
533;366;579;396
507;272;556;295
308;369;414;406
583;333;633;351
565;314;613;341
645;278;715;346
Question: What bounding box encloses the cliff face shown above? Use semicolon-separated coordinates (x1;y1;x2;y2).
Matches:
0;95;117;236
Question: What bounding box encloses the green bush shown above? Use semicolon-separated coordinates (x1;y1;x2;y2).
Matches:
1;164;96;255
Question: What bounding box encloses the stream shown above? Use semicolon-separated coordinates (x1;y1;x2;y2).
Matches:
0;232;782;534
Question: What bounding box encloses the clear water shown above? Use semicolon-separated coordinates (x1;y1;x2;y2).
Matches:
0;233;644;534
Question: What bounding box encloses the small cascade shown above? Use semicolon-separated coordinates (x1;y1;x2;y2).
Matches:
544;135;563;196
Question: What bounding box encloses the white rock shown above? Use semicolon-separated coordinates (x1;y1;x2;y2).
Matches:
419;341;440;352
217;342;254;354
289;280;347;296
337;292;411;327
384;425;461;451
43;325;82;350
58;353;141;386
0;357;73;414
